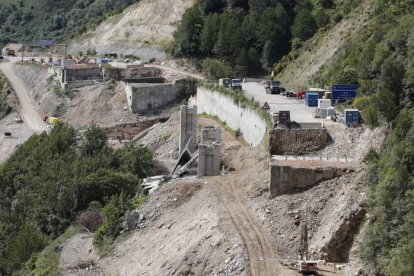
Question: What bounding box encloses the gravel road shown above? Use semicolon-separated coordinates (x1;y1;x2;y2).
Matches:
0;62;47;132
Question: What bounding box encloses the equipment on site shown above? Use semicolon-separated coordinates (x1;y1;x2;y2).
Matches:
14;113;23;123
219;78;231;87
305;92;319;107
344;109;361;127
5;48;15;56
265;80;285;94
47;117;61;125
229;78;242;90
297;221;318;273
4;129;12;137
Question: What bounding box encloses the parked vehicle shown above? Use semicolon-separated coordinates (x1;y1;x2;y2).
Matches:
285;91;296;97
265;80;285;94
229;78;242;90
5;48;15;56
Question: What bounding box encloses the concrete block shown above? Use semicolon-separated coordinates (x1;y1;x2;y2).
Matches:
200;126;221;144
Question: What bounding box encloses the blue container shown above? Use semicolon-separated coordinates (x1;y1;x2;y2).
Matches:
97;58;109;64
305;92;319;107
345;109;360;127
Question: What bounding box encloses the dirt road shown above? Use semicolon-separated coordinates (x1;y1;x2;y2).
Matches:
144;64;204;80
0;62;46;132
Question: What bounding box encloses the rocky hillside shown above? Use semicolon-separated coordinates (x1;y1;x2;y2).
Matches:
67;0;193;60
0;0;140;45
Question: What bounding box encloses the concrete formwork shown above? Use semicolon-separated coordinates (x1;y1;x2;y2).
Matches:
269;124;329;155
269;160;349;197
179;105;197;155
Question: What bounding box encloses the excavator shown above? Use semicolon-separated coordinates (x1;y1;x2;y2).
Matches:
5;48;15;56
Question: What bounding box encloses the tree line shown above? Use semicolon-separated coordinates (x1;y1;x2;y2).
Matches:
0;123;154;274
169;0;358;78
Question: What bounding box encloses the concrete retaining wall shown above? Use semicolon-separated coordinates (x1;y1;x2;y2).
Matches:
269;164;345;197
126;83;178;112
63;80;96;89
269;128;329;155
196;87;267;147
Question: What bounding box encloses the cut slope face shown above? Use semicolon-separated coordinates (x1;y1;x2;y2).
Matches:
278;1;373;89
68;0;193;60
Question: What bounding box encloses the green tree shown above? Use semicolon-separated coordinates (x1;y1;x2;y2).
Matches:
200;0;226;14
2;224;48;274
171;6;203;57
200;13;221;55
202;58;232;79
292;8;317;40
81;124;110;157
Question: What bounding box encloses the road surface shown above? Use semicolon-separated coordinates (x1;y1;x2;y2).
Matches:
242;82;320;123
0;62;47;132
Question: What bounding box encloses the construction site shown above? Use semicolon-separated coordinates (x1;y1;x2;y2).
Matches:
0;48;386;275
0;1;392;274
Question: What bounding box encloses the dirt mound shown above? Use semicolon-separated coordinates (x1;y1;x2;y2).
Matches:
68;0;193;61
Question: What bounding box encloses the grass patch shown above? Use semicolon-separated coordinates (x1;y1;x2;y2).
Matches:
161;131;172;142
22;225;79;275
198;113;248;146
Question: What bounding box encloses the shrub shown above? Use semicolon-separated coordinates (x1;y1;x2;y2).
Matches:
78;210;103;232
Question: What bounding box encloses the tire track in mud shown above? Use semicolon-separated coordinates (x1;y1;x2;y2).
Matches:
212;176;293;276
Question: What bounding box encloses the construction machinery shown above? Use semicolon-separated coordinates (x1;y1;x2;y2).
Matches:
265;80;285;94
5;48;15;56
297;221;318;273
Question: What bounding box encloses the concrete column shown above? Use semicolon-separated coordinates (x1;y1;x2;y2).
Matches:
179;105;197;155
197;126;221;177
197;143;220;177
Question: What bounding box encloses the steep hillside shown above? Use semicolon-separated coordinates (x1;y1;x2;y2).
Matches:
67;0;193;60
0;0;139;45
168;0;362;77
277;1;373;89
294;0;414;274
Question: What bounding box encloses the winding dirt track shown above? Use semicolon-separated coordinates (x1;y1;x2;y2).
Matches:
0;62;46;132
209;148;295;276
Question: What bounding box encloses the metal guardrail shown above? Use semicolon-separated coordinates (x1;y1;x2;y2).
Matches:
271;154;352;162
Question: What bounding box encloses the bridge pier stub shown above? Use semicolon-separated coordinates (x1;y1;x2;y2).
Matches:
179;105;197;155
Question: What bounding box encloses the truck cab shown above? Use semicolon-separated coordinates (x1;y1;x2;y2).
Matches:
265;80;285;94
229;79;242;90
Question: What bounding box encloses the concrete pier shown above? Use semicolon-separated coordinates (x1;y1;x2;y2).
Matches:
179;105;197;155
198;126;221;177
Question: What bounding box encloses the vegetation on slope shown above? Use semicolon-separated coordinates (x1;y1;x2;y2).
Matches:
0;74;12;120
311;1;414;274
0;124;154;274
170;0;361;77
0;0;140;46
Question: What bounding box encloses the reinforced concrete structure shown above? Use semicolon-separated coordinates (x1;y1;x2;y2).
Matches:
125;79;196;113
179;105;197;155
269;158;350;198
269;123;329;155
198;126;221;177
